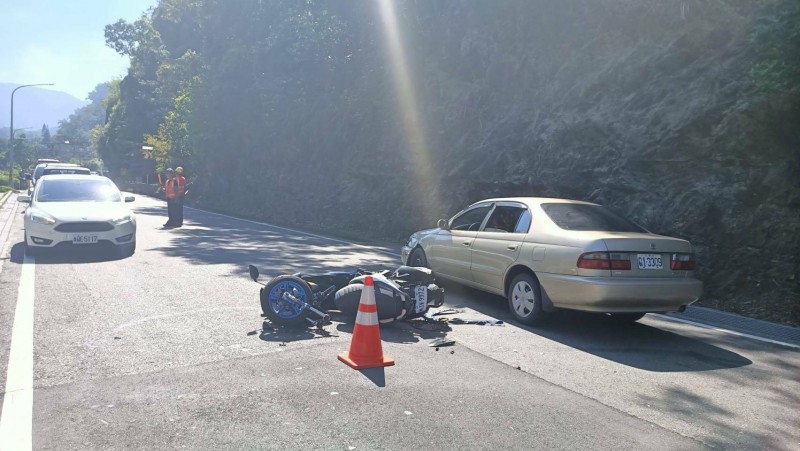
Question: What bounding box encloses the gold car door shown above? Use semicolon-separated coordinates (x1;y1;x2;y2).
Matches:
428;204;492;282
470;205;530;291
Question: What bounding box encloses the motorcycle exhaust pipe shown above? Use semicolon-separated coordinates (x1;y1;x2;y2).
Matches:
306;304;328;319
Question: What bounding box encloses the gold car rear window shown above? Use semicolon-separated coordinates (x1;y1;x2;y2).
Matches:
541;203;645;232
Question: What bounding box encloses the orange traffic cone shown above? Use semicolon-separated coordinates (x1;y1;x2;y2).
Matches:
338;276;395;369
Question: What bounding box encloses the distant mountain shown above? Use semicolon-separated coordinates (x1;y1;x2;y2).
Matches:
0;83;87;131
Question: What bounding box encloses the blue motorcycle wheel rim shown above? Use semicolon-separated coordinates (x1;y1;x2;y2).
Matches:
267;280;308;319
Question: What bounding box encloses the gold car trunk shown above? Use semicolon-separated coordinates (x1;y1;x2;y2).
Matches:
602;235;693;278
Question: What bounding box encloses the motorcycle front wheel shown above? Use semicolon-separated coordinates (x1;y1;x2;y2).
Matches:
261;275;314;327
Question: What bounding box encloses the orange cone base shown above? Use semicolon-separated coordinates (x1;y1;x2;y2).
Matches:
338;352;395;370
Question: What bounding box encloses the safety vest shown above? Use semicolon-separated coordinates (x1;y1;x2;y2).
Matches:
165;175;187;199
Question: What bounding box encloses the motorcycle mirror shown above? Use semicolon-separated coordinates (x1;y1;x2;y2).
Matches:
248;265;260;282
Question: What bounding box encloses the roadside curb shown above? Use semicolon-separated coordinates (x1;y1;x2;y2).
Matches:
0;190;19;274
0;190;13;209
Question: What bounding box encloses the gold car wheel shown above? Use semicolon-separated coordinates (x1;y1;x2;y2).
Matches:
408;248;428;268
508;273;543;325
511;282;536;316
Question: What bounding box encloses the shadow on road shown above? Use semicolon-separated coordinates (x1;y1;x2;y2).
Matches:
135;205;399;279
335;318;450;345
637;386;781;449
440;281;752;373
136;201;753;373
9;241;127;265
255;320;339;343
359;367;387;387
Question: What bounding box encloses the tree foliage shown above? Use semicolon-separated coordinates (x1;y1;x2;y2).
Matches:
57;83;110;146
96;0;800;323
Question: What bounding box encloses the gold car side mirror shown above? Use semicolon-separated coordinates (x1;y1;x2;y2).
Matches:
437;219;449;229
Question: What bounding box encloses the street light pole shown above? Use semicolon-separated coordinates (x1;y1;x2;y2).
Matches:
9;83;54;189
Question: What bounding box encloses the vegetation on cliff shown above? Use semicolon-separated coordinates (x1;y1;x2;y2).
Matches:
95;0;799;324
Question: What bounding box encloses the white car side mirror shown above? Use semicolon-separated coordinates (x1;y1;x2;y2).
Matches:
17;195;31;203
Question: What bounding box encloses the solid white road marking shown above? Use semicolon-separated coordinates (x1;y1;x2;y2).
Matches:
186;204;800;350
650;313;800;350
0;253;35;451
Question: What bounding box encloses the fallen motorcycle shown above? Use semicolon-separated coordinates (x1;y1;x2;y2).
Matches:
248;265;445;328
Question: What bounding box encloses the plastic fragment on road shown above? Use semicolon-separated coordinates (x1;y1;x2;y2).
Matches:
428;338;455;347
424;308;463;320
448;318;505;326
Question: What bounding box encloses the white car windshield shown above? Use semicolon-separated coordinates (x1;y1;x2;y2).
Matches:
36;178;121;203
33;166;46;180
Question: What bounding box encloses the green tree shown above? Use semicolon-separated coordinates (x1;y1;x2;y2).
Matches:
41;124;51;144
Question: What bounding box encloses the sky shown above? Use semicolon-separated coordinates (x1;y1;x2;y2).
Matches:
0;0;157;101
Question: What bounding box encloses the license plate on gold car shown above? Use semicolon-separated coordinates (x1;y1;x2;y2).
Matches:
637;254;663;270
72;234;99;244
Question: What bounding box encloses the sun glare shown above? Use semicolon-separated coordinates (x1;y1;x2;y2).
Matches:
376;0;440;219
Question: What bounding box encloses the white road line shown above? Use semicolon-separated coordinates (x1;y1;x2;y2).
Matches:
0;253;35;451
0;197;19;277
184;206;403;259
650;313;800;350
185;204;800;350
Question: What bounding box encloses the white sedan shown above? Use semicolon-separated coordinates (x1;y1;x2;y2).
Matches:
19;175;137;257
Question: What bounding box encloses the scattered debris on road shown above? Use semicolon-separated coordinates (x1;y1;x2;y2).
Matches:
429;338;455;348
448;318;504;326
424;308;463;319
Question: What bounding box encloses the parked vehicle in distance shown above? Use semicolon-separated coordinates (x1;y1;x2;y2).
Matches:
41;166;91;177
28;163;90;194
402;197;703;324
18;175;137;258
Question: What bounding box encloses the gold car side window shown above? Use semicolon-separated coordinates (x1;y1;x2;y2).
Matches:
484;206;528;233
451;206;492;231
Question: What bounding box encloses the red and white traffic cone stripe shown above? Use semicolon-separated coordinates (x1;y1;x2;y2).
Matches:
338;276;395;369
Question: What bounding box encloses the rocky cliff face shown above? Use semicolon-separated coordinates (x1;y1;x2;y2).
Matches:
194;0;798;324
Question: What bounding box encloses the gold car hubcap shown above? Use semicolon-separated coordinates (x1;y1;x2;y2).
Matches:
512;282;535;316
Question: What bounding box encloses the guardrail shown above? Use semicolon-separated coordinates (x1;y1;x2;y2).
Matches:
121;182;164;199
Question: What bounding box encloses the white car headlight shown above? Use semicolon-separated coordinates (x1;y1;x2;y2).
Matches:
30;212;56;225
111;214;133;225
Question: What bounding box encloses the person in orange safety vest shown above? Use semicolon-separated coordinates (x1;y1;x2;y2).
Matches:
163;167;187;228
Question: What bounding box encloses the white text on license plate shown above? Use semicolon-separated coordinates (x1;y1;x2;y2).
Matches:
414;286;428;313
637;254;663;270
72;234;98;244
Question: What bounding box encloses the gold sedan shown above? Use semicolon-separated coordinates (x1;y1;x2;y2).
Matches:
401;197;702;324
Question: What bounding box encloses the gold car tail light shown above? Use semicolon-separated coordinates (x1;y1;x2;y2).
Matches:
670;253;696;271
577;252;631;270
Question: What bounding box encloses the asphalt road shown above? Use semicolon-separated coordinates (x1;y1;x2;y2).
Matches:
0;194;797;450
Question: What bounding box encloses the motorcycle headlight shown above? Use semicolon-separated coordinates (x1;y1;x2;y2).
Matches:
111;214;133;225
30;212;56;225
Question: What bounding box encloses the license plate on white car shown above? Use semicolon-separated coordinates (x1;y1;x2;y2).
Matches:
414;286;428;313
637;254;663;270
72;234;99;244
